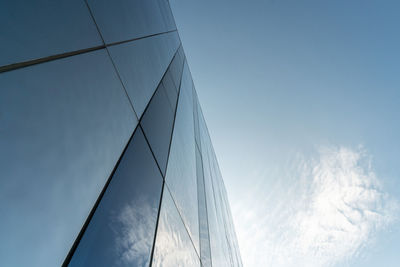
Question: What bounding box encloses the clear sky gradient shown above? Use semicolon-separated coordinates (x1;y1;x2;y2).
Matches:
170;1;400;266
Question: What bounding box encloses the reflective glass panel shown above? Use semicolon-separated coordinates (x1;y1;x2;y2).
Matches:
202;144;231;267
196;145;212;267
214;163;241;267
87;0;176;44
0;0;102;67
162;47;185;112
209;147;234;267
161;69;178;110
140;83;176;175
193;89;201;148
68;128;163;267
107;32;180;118
165;62;200;253
219;179;243;267
152;188;201;267
168;47;185;90
0;49;136;267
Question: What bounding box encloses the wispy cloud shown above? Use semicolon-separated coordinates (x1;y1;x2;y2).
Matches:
233;146;398;267
111;198;156;266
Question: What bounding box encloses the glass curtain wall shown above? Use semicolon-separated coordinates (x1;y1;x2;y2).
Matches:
0;1;242;266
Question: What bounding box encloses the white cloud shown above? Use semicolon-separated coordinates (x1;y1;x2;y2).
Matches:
233;146;398;267
111;198;156;266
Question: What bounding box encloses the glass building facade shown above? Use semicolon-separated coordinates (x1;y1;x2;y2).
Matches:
0;1;243;266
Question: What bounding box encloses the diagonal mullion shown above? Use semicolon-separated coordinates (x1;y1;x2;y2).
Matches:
62;44;182;267
148;49;186;267
0;30;177;74
149;58;207;265
62;125;140;266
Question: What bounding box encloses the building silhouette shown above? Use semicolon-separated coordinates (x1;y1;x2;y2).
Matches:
0;0;243;266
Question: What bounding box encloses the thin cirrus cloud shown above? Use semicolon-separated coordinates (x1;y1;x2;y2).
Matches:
233;146;398;267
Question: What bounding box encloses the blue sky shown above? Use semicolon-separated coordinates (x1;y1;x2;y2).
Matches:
170;0;400;266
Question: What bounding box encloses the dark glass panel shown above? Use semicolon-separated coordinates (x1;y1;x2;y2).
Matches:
140;82;176;175
152;188;201;267
87;0;176;44
162;69;179;111
68;128;163;267
196;145;212;267
168;47;185;90
0;0;102;67
107;32;180;118
162;47;185;112
0;49;136;267
165;62;200;253
179;62;195;106
139;44;184;175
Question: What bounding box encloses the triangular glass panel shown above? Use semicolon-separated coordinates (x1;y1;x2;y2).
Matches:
140;82;175;176
107;31;180;118
161;69;177;110
0;50;136;267
152;188;201;266
162;47;185;112
67;127;163;267
168;46;185;91
87;0;176;44
164;62;200;254
140;47;185;175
